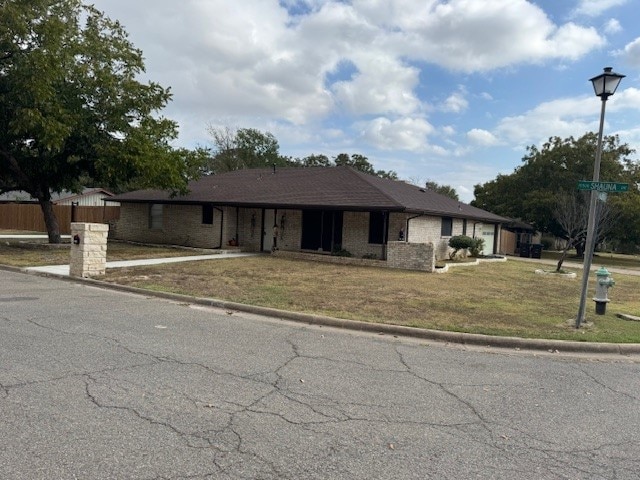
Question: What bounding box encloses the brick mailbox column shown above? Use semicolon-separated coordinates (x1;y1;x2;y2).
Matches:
69;223;109;277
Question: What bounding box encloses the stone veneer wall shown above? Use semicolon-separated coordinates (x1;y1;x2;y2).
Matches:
69;222;109;277
273;242;435;272
387;241;435;272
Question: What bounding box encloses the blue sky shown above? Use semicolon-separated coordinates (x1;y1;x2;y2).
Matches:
91;0;640;202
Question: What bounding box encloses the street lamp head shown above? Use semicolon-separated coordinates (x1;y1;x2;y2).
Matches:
590;67;625;99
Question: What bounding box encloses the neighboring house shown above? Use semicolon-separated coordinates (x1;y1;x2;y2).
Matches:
0;188;119;206
110;167;508;264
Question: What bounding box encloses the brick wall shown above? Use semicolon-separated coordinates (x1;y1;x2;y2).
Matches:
272;250;388;268
387;241;435;272
114;203;499;259
337;212;407;259
405;215;466;260
113;203;222;248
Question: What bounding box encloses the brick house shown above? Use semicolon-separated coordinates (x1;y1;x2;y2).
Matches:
110;166;508;267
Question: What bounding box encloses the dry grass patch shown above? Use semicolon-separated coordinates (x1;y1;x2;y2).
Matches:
103;256;640;343
0;241;211;267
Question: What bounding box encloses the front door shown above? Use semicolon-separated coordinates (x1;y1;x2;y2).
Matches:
262;209;276;252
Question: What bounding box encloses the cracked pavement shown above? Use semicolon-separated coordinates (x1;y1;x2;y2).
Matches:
1;270;640;479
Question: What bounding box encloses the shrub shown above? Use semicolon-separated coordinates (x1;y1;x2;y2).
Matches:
448;235;475;259
540;236;554;250
331;245;353;257
469;238;485;257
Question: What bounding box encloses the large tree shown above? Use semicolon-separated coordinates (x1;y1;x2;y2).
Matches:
0;0;206;242
472;133;639;252
425;180;459;200
206;126;293;173
333;153;397;179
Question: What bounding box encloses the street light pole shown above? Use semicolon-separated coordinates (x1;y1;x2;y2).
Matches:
576;67;625;329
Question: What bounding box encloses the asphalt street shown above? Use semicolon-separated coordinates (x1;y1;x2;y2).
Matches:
1;270;640;479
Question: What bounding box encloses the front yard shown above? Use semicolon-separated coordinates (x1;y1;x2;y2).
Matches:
101;256;640;343
2;235;638;343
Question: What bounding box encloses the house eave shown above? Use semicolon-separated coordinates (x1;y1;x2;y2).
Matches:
115;198;405;212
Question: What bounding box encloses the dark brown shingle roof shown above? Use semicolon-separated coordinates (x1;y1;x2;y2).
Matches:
112;166;507;223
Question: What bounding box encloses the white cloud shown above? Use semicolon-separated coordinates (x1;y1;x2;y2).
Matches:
604;18;622;34
479;92;494;101
615;37;640;68
608;87;640;112
461;87;639;155
494;96;596;146
332;54;422;116
91;0;608;131
467;129;500;146
441;89;469;113
389;0;605;72
359;117;434;151
572;0;627;17
441;125;456;136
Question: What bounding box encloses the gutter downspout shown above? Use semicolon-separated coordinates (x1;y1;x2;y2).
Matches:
235;207;240;245
214;206;224;249
382;210;389;260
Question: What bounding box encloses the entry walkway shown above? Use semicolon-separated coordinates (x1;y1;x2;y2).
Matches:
0;234;71;240
25;251;258;277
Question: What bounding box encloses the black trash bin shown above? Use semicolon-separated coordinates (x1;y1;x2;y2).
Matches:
519;243;531;257
530;243;543;259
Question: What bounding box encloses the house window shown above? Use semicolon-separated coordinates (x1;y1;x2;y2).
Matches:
369;211;385;244
149;204;163;230
202;204;214;225
441;216;453;237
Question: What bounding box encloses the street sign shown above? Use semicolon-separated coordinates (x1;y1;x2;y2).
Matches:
577;181;629;192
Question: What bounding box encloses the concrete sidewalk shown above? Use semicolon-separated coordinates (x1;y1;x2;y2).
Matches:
0;234;71;240
25;251;258;276
508;255;640;276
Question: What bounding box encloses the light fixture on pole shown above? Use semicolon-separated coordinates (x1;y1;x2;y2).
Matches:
576;67;625;329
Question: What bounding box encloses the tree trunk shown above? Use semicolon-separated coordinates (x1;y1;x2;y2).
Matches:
575;241;585;258
39;199;61;243
556;249;568;272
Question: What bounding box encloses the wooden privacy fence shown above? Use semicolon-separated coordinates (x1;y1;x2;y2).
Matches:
0;204;120;234
499;229;517;255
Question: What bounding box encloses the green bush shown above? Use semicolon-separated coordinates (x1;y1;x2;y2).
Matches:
448;235;475;250
469;238;485;257
540;236;554;250
448;235;475;259
331;245;353;257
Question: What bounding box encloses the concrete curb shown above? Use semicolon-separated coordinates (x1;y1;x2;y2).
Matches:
4;264;640;356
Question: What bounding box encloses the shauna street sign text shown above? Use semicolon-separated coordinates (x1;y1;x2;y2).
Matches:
577;181;629;192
